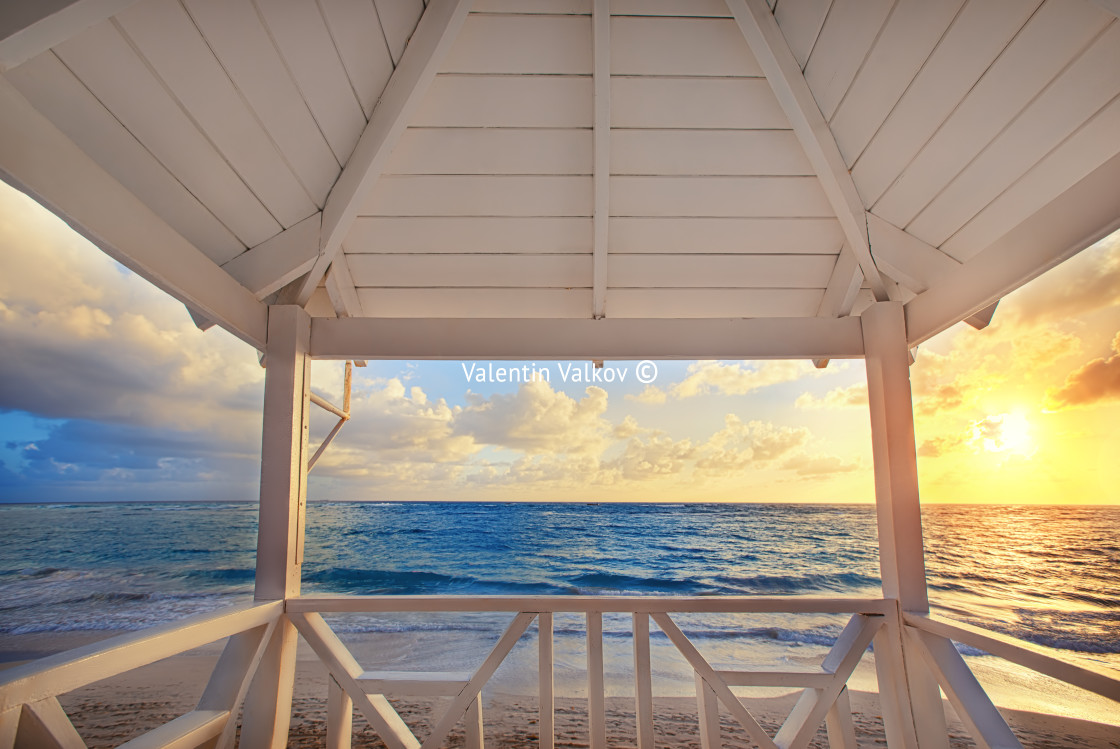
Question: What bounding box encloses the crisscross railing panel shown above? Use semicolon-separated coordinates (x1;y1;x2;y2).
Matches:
0;601;282;749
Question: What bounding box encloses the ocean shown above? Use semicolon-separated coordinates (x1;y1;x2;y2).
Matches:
1;502;1118;713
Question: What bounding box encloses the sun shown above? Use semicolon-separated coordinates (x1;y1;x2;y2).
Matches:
972;412;1036;458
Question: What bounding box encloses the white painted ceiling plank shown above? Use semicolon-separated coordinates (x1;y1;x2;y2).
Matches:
54;20;281;247
612;77;787;129
325;253;365;318
346;217;592;253
443;13;592;74
608;254;836;288
802;0;893;121
870;0;1111;229
116;0;317;228
608;288;821;317
221;213;321;298
610;0;730;15
474;0;590;12
866;212;960;294
725;0;888;299
610;217;843;254
773;0;832;70
357;288;593;318
941;91;1120;262
185;0;339;207
386;128;592;176
0;0;139;71
851;0;1043;209
365;175;592;217
319;0;395;119
0;76;267;347
611;176;832;218
6;50;243;264
349;254;592;288
373;0;424;65
611;129;812;176
291;0;473;306
413;76;592;127
908;22;1120;248
309;316;865;360
611;16;762;76
905;149;1120;347
255;0;367;165
827;0;966;167
592;0;609;318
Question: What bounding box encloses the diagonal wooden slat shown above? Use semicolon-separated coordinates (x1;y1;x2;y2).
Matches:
197;619;278;749
290;0;473;306
774;614;882;749
824;686;858;749
650;613;778;749
288;612;420;749
13;698;86;749
420;613;536;749
906;629;1022;749
725;0;888;301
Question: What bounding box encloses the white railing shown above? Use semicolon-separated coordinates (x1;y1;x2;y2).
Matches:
287;595;893;749
2;596;1118;749
901;612;1120;749
0;601;281;749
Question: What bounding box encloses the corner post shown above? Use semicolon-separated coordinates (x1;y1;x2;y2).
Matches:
242;305;311;748
862;302;948;749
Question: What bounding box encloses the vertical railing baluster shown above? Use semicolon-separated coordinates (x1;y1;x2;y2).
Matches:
632;612;654;749
538;612;554;749
587;611;606;749
326;674;353;749
695;674;720;749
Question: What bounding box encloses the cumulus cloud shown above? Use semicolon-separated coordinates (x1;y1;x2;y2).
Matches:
694;415;809;475
795;384;868;410
1009;234;1120;327
627;360;816;403
1044;332;1120;410
780;453;860;477
454;381;611;455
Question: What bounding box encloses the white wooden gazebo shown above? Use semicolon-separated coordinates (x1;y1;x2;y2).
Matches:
1;0;1119;747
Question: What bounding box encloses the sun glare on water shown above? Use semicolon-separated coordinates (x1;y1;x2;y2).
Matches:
972;412;1035;457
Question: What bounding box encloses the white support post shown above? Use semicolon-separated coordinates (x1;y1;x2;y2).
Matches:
242;305;311;748
862;302;948;749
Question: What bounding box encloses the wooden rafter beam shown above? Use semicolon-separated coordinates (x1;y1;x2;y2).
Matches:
725;0;889;301
592;0;610;318
866;213;960;295
0;76;268;348
309;316;865;361
288;0;472;307
221;213;321;299
0;0;139;71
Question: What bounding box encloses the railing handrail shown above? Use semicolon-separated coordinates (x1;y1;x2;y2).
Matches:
0;599;282;712
286;594;893;615
902;611;1120;705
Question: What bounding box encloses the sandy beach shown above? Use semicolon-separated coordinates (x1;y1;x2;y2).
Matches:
4;632;1117;748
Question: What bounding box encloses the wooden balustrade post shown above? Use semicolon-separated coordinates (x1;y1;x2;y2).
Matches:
241;305;311;748
862;302;949;749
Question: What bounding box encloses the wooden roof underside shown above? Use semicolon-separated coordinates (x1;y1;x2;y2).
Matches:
1;0;1119;359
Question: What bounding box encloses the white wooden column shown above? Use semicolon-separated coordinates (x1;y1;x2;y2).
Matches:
862;302;948;749
242;305;311;748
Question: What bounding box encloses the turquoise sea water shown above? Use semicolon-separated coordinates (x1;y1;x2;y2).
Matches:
1;501;1117;666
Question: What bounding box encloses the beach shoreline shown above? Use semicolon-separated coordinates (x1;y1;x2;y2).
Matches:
3;632;1117;748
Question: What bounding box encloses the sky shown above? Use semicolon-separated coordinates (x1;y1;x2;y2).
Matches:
1;181;1118;504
